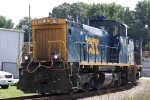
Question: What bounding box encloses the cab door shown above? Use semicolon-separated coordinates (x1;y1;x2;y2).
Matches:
119;24;128;63
110;25;120;63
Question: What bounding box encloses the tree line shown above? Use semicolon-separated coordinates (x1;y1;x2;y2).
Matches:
0;0;150;50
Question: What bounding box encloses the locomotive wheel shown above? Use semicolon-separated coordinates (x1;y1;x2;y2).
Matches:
97;84;101;95
115;78;122;87
90;78;95;88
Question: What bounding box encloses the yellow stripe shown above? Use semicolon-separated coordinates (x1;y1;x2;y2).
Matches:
79;61;129;66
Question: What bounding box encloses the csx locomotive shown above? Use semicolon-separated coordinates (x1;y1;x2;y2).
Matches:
17;15;142;94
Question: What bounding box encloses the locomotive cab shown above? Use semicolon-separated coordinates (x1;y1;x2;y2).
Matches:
90;19;129;63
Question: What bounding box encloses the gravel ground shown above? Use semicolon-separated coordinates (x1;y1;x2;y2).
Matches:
78;77;150;100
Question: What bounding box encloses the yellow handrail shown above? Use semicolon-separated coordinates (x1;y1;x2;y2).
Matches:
48;40;73;75
74;42;83;75
16;42;33;68
74;42;81;62
16;44;24;68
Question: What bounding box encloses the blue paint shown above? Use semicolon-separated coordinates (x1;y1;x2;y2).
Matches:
65;19;142;65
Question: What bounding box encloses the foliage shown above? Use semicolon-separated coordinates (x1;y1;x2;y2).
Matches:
134;0;150;50
52;2;87;22
70;2;87;21
15;16;32;42
87;2;125;21
11;82;18;86
0;86;36;99
0;15;14;29
52;2;71;19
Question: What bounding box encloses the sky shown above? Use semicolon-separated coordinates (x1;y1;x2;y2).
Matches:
0;0;141;26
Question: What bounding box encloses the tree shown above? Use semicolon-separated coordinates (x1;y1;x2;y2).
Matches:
52;2;71;19
51;2;87;22
0;15;14;29
70;2;87;22
15;16;32;42
86;2;126;22
134;0;150;50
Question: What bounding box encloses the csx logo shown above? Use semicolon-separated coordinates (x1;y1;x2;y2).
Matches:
86;38;99;54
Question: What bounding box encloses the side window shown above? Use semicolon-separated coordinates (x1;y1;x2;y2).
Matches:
121;25;126;37
98;25;110;32
136;40;140;47
112;25;118;36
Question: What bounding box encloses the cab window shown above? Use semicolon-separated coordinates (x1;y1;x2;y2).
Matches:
112;25;118;36
121;25;126;37
98;25;110;32
136;40;140;47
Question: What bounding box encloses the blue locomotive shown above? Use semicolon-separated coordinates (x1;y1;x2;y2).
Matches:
17;15;142;94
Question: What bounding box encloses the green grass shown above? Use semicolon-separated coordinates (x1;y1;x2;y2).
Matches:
0;86;37;99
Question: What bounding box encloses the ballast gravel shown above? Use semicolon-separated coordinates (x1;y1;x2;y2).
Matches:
78;77;150;100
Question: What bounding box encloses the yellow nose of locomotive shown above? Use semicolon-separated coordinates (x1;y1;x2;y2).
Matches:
31;18;67;62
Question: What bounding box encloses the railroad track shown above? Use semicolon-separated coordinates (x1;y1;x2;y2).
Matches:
1;82;137;100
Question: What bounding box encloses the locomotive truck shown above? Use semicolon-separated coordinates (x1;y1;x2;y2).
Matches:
17;15;142;94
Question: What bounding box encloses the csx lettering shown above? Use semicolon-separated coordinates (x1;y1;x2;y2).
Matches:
86;38;99;54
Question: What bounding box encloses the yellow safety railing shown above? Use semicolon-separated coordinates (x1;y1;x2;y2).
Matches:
48;40;73;76
74;42;81;62
74;42;83;74
16;42;33;69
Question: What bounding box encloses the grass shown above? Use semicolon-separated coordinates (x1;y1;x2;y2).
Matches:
0;86;37;99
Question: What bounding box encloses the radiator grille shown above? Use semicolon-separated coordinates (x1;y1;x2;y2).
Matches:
35;28;65;60
5;75;12;78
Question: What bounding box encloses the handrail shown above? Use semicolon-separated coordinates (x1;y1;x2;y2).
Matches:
48;40;73;76
74;42;118;63
134;52;141;65
74;42;84;62
16;42;33;69
16;44;24;68
16;43;26;79
74;42;119;74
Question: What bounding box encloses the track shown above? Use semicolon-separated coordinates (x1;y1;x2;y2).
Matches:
1;82;137;100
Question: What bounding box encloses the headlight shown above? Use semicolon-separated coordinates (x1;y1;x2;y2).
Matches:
25;56;28;60
0;75;5;79
54;55;58;59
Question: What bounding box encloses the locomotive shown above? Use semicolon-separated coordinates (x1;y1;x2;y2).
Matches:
17;15;142;94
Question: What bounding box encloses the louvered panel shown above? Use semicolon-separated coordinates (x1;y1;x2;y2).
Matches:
35;28;64;60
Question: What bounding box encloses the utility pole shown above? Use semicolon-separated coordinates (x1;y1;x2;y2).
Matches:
145;24;149;56
28;4;31;56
